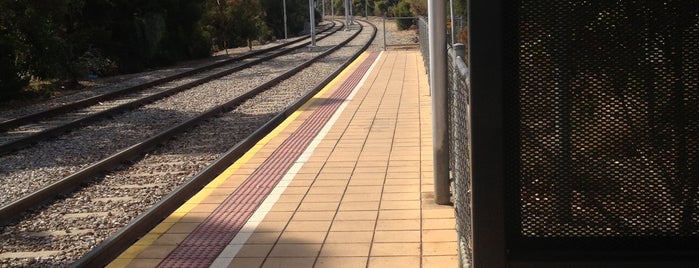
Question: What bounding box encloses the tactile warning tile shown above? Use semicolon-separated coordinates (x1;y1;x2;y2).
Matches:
157;52;380;267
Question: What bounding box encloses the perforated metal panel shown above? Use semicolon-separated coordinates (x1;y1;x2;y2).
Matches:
506;0;699;253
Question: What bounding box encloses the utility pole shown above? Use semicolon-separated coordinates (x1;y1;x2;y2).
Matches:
217;0;229;54
309;0;316;46
344;0;350;30
283;0;288;39
349;0;353;24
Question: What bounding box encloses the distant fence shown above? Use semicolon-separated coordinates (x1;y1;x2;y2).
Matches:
418;17;429;72
379;16;420;49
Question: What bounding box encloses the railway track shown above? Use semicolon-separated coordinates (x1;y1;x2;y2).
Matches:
0;21;340;155
0;20;345;210
0;20;376;267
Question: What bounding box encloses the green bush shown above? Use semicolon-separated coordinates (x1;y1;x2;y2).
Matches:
72;49;116;77
0;41;30;98
0;0;212;98
391;0;412;30
0;3;31;96
259;0;309;40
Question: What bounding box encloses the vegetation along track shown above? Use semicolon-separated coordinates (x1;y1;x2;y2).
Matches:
0;20;376;267
0;21;340;155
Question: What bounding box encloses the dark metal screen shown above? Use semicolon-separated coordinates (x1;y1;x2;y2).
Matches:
506;0;699;254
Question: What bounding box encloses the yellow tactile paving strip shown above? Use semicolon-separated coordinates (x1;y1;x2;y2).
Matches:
110;50;457;268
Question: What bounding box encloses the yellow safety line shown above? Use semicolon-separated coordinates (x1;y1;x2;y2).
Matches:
108;52;370;266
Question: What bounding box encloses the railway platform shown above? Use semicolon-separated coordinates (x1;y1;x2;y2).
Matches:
108;50;457;268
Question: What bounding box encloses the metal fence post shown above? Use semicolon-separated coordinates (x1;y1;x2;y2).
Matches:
383;16;387;50
429;0;450;205
453;43;465;61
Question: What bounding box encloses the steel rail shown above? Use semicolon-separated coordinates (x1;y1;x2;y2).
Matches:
0;21;337;132
0;20;367;230
0;21;343;156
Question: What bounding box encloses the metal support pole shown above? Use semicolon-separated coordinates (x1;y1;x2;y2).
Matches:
331;0;334;20
322;0;325;20
344;0;350;30
309;0;316;46
349;0;353;24
449;0;455;45
428;0;450;205
283;0;288;39
365;0;368;17
382;16;386;50
453;43;465;62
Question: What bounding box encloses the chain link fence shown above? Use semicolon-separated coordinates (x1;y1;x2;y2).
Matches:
379;16;420;49
448;45;472;268
419;15;473;268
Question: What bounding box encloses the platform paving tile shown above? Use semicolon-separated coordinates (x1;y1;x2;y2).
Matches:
232;50;458;267
116;51;457;267
329;220;376;232
233;244;272;258
226;257;265;268
368;256;421;268
261;257;316;268
314;257;368;268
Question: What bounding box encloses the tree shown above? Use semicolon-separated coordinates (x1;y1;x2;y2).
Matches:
230;0;272;48
1;0;212;100
406;0;426;16
93;0;210;71
260;0;313;39
373;0;399;16
157;0;211;63
390;0;412;30
0;1;29;97
0;0;86;95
